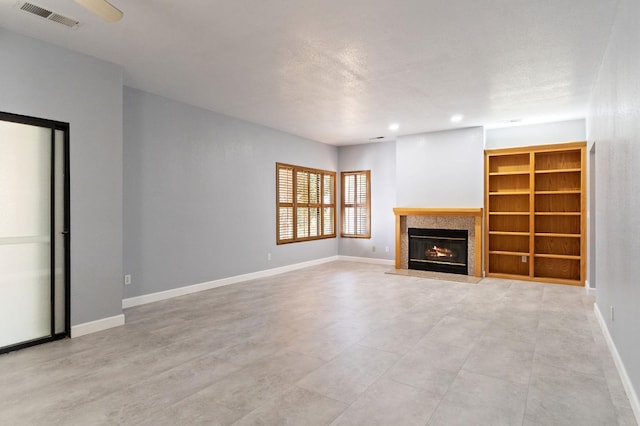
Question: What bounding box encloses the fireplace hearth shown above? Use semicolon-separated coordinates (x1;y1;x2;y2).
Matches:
408;228;468;275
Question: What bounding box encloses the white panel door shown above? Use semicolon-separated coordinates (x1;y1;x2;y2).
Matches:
0;121;53;348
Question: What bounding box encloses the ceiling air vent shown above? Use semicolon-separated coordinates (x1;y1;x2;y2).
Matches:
16;1;80;29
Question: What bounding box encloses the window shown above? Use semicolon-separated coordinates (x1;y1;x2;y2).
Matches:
341;170;371;238
276;163;336;244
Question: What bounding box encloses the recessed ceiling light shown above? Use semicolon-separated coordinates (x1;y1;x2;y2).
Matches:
388;123;399;131
450;114;464;123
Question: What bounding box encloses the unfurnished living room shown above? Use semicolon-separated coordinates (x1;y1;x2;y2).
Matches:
0;0;638;424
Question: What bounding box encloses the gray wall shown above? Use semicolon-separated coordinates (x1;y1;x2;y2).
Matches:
123;88;338;298
0;30;124;325
587;0;640;408
337;141;396;260
485;119;586;149
396;127;484;208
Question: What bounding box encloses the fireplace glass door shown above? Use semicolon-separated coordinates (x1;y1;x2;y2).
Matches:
408;228;468;275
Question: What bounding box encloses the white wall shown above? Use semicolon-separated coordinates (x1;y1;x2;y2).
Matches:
486;119;586;149
587;0;640;418
338;141;396;260
396;127;484;208
0;30;124;326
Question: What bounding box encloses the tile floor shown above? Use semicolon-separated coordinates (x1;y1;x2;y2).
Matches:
0;261;637;425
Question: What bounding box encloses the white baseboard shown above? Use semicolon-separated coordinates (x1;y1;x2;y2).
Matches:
122;256;339;309
71;314;125;338
594;303;640;423
337;255;395;266
585;280;596;296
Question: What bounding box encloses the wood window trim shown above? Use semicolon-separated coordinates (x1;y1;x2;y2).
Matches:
276;162;336;244
341;170;371;238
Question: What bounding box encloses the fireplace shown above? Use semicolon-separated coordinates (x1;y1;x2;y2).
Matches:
393;208;482;277
408;228;469;275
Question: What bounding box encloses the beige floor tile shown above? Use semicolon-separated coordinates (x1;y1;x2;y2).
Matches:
356;321;433;355
483;315;539;343
185;369;295;413
331;377;441;426
427;370;528;426
462;336;535;384
423;315;489;348
0;261;634;426
234;386;347;425
386;340;472;395
297;344;399;403
148;399;246;426
525;362;618;425
534;328;604;377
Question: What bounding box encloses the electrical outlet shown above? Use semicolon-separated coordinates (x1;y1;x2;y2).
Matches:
124;274;132;285
610;306;614;322
372;246;376;253
267;252;272;261
385;246;390;253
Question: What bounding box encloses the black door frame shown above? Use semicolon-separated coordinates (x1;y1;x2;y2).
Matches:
0;111;70;354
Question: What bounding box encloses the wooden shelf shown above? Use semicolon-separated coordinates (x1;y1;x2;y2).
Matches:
534;190;581;195
489;250;529;256
534;232;581;238
485;142;586;286
535;212;581;216
535;168;582;174
489;171;530;176
489;191;530;196
534;253;581;260
486;272;530;279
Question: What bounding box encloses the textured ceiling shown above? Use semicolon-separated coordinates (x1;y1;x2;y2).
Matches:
0;0;618;145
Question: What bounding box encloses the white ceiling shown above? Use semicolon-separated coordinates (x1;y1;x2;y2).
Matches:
0;0;618;145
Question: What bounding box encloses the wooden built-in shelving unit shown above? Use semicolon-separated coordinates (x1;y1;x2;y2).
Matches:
484;142;586;285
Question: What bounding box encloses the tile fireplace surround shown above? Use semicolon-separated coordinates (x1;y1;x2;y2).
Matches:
393;208;483;277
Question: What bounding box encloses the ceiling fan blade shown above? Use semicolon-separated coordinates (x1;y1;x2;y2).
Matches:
75;0;123;22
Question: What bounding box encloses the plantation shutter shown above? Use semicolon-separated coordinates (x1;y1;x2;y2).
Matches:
341;170;371;238
276;163;336;244
277;166;294;242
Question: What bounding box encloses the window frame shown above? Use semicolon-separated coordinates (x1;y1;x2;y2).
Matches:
276;162;336;244
341;170;371;238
